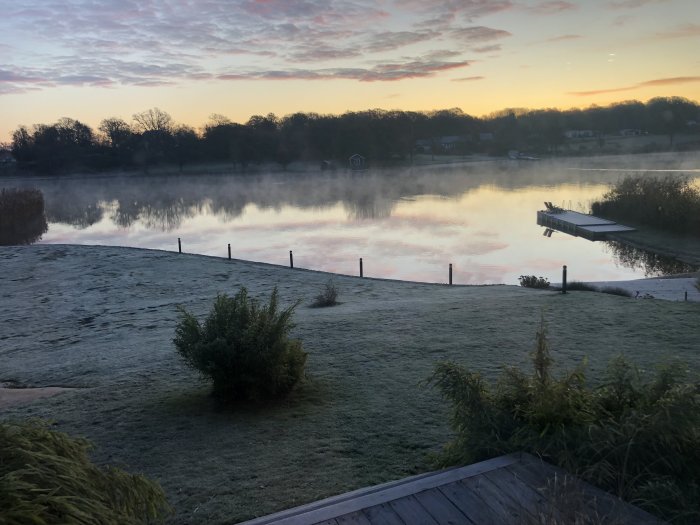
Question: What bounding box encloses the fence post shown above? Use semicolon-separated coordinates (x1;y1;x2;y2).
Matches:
360;257;363;278
449;263;453;285
289;250;294;268
178;238;181;254
685;291;688;301
562;265;567;294
228;243;231;260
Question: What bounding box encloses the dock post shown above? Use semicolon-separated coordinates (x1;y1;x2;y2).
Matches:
178;238;181;254
289;250;294;268
685;291;688;301
360;258;363;277
562;265;567;294
228;243;231;260
449;264;453;285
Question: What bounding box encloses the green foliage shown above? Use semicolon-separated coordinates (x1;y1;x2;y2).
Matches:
591;175;700;236
429;317;700;523
0;420;169;525
599;286;633;297
566;281;598;292
0;188;48;245
311;279;339;308
519;275;550;289
174;287;306;402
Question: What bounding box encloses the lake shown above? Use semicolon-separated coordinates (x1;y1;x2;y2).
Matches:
5;152;700;284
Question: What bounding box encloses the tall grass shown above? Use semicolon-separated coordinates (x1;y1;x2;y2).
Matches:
429;316;700;523
591;175;700;236
0;420;170;524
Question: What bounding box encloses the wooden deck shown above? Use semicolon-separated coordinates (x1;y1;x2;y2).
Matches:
238;453;662;524
537;210;635;241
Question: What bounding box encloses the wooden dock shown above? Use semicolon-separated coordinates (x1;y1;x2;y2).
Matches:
537;209;635;241
238;453;661;524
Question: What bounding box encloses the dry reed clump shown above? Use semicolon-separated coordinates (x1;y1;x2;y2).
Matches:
0;420;170;524
519;275;550;289
0;187;48;245
311;279;339;307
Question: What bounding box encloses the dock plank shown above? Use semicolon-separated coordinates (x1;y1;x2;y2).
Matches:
388;494;439;525
334;511;371;525
459;474;533;523
361;502;405;525
413;488;474;525
438;480;499;525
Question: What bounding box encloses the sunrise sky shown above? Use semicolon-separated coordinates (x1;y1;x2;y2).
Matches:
1;0;699;142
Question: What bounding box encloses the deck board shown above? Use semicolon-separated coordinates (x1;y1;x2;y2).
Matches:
238;453;662;524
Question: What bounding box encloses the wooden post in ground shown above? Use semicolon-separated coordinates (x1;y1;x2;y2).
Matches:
449;264;453;285
562;265;567;294
685;291;688;301
228;244;231;260
289;250;294;268
360;258;363;277
178;238;181;253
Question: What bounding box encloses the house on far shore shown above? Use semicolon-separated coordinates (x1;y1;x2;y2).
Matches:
348;153;367;171
0;149;16;165
620;129;645;136
564;129;595;139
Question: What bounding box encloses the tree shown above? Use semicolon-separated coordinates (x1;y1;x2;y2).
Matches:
132;107;173;133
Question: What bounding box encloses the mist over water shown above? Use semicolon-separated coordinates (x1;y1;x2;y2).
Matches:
7;152;700;284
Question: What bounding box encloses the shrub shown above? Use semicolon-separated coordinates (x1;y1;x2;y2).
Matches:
0;420;170;524
599;286;632;297
591;175;700;236
429;317;700;523
566;281;598;292
519;275;550;289
174;287;307;402
311;279;339;307
0;187;48;245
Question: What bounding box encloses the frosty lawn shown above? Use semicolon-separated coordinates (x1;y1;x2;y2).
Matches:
1;244;698;524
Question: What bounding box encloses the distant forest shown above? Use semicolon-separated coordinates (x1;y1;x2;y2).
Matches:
4;97;700;174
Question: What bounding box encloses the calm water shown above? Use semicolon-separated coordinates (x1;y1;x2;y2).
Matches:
7;153;700;284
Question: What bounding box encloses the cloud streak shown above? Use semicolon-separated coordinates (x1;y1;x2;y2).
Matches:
569;76;700;96
0;0;512;93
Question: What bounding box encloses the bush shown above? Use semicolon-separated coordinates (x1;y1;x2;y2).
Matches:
591;175;700;236
0;420;169;524
519;275;550;289
599;286;632;297
429;317;700;523
0;187;48;245
174;287;307;402
311;279;339;307
566;281;598;292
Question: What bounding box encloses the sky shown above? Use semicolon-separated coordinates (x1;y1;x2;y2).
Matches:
1;0;699;142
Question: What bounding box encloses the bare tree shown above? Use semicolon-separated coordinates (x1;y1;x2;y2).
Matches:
132;108;173;133
99;117;132;148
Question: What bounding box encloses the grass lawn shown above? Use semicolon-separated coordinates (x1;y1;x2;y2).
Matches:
1;244;699;523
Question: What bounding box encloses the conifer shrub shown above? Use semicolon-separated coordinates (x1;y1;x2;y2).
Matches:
174;287;306;402
429;317;700;523
311;279;339;307
0;420;170;524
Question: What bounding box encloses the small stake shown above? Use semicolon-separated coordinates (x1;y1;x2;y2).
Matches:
289;250;294;268
360;257;363;278
562;265;567;294
178;238;181;254
449;263;453;285
228;243;231;260
685;291;688;301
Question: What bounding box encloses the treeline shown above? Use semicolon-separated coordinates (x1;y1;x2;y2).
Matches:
7;97;700;174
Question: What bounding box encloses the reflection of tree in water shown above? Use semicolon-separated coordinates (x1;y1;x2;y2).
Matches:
44;191;104;229
0;188;49;245
605;240;697;277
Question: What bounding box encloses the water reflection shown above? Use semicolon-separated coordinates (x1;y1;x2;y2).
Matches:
0;188;49;245
605;241;698;276
5;153;699;284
